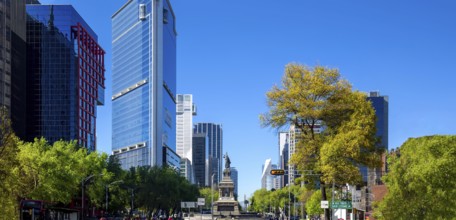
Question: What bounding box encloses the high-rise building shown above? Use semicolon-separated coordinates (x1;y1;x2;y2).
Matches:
111;0;178;169
367;91;389;184
193;133;208;186
261;159;278;191
278;132;289;188
0;0;27;139
26;4;105;151
230;167;238;197
288;123;322;184
194;123;223;185
176;94;196;180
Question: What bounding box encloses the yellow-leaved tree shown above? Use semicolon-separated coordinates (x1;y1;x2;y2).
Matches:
260;63;383;219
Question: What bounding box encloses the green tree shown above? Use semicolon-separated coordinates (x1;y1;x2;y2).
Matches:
374;135;456;220
15;138;111;204
0;106;21;219
199;187;219;209
261;64;383;219
305;190;324;218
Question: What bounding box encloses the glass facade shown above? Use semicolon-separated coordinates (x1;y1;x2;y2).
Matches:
193;133;208;186
0;0;27;139
112;0;177;169
194;123;223;184
26;5;105;151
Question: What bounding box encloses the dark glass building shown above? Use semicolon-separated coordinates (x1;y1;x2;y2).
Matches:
360;91;389;184
193;133;208;186
194;123;223;184
0;0;27;139
26;4;105;151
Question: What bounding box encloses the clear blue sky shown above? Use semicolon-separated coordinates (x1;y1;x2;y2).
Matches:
41;0;456;202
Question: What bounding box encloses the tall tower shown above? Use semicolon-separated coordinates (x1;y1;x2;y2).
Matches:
194;123;223;185
112;0;178;169
176;94;196;181
278;132;289;188
26;4;105;151
230;167;238;197
367;91;389;183
192;133;208;186
0;0;27;139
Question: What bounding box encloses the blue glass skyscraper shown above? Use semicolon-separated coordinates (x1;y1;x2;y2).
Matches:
359;91;389;184
112;0;178;169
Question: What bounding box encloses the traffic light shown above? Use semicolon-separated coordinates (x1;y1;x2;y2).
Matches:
270;169;285;175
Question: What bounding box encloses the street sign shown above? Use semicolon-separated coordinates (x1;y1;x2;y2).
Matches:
321;201;329;209
331;201;352;209
352;190;363;211
181;202;197;208
270;169;285;175
197;198;205;206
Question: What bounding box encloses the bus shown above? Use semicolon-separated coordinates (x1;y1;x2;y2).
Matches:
20;199;79;220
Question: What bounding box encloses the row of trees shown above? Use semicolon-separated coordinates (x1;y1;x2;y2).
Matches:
0;107;217;219
258;63;456;219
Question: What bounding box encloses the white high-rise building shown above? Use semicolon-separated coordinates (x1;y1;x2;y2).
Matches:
176;94;197;181
261;159;279;190
288;123;322;184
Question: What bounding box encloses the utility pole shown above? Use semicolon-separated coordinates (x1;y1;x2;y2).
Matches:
81;174;103;220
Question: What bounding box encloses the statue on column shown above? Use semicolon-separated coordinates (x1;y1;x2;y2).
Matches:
224;153;231;169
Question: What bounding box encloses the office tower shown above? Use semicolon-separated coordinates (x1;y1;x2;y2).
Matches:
367;91;389;183
193;133;208;186
194;123;223;185
278;132;289;188
176;94;196;181
230;167;238;197
26;4;105;151
0;0;27;139
288;123;322;184
112;0;178;169
261;159;278;190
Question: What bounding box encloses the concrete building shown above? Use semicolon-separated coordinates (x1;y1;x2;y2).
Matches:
176;94;196;181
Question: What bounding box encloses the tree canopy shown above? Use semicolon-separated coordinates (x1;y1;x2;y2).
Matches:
374;135;456;219
261;63;383;218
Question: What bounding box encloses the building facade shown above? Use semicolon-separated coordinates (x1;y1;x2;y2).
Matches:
366;91;389;183
278;132;289;188
176;94;196;180
194;123;223;185
112;0;177;169
0;0;27;139
261;159;278;190
193;133;208;186
230;167;238;197
26;4;105;151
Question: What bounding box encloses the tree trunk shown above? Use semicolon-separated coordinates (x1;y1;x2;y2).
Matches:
320;183;330;220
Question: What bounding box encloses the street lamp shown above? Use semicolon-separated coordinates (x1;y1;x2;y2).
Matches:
106;180;124;213
211;173;216;220
287;184;291;220
81;174;103;220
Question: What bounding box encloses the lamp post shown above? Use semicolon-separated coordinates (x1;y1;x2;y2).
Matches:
81;174;103;220
287;184;291;220
106;180;124;214
211;173;215;220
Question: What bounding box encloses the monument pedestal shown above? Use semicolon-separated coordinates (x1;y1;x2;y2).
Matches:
213;155;240;219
